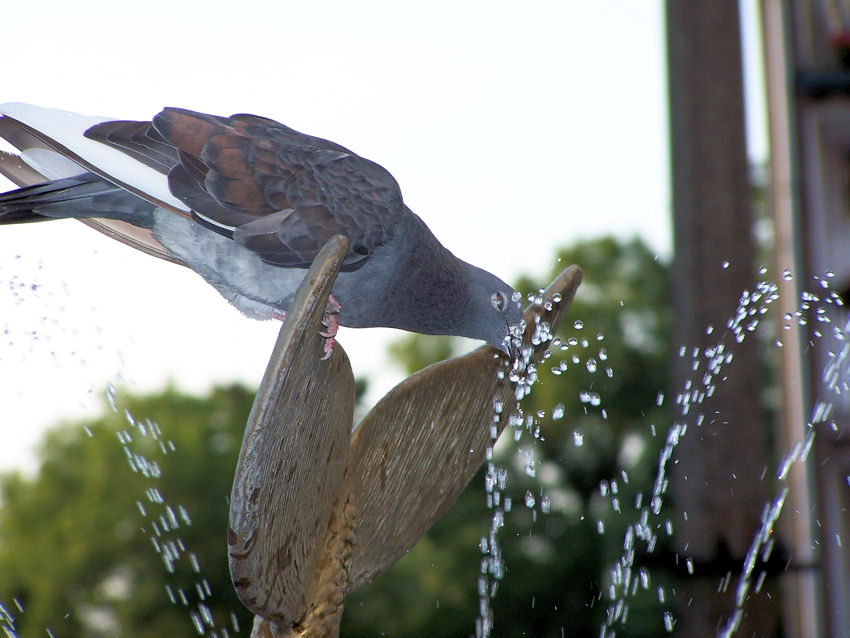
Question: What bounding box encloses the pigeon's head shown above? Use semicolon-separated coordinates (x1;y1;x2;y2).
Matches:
465;266;523;355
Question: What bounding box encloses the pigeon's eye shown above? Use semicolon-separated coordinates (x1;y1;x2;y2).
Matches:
491;291;507;312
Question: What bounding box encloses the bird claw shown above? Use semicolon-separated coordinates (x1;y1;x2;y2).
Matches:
319;324;337;360
319;294;341;360
273;297;339;359
320;338;335;361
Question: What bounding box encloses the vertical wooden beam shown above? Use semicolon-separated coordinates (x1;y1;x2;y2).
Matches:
666;2;777;634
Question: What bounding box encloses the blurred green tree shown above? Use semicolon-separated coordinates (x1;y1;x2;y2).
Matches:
0;384;257;637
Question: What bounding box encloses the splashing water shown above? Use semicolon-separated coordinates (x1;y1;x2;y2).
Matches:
1;384;239;638
0;599;19;637
0;255;129;471
1;362;239;634
477;288;560;638
597;268;845;637
104;385;240;638
715;285;848;637
476;265;846;638
1;253;249;636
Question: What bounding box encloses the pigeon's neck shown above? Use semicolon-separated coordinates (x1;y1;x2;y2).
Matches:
380;212;475;336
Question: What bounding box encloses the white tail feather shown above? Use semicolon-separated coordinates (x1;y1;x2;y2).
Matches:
0;103;189;213
19;148;86;180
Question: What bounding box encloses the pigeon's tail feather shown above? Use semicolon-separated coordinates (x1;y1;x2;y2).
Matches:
0;173;94;224
0;172;156;227
0;149;47;189
0;169;183;264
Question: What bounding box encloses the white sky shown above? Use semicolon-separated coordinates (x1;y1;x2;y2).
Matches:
0;0;766;472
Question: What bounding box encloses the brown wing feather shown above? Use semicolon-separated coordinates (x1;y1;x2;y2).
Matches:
83;120;177;174
87;107;406;270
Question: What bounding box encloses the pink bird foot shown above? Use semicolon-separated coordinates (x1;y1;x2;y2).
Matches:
271;294;339;359
319;295;342;360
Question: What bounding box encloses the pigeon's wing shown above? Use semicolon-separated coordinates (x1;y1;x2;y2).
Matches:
89;108;406;271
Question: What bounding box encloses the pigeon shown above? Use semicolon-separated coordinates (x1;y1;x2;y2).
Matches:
0;103;521;357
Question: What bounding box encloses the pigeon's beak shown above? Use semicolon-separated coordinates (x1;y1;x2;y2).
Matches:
504;338;521;361
496;320;522;361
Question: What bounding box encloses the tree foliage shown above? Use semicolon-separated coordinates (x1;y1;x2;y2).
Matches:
0;236;673;637
0;384;256;637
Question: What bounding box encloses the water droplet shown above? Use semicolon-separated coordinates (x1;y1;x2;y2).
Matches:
573;431;584;446
190;611;204;634
574;320;584;330
782;268;793;281
663;610;675;631
579;391;601;406
552;403;565;420
721;260;730;270
106;385;118;412
586;358;597;373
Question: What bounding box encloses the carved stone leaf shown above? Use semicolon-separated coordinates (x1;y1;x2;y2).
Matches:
228;235;355;625
347;347;510;588
347;265;582;589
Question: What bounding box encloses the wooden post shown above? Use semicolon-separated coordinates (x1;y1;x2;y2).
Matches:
666;2;776;635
